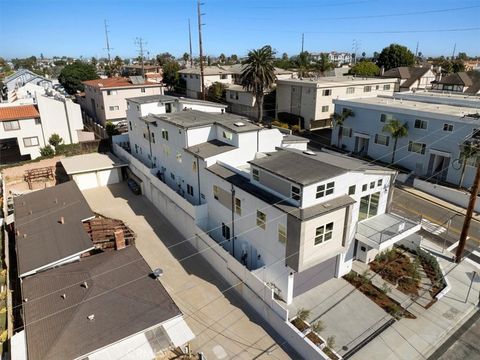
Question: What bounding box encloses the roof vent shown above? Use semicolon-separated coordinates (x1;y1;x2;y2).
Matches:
61;293;66;299
81;281;89;289
23;233;27;238
234;122;246;127
87;314;95;321
303;150;316;156
59;216;65;224
23;298;28;303
152;268;164;278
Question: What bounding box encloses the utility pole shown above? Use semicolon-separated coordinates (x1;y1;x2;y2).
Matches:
301;33;304;53
197;1;206;100
452;43;457;60
135;37;147;78
104;19;113;67
188;18;194;67
415;41;419;57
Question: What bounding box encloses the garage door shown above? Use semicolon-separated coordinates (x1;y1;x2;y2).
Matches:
73;173;99;190
293;256;338;297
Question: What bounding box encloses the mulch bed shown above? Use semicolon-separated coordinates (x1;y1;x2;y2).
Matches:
323;347;340;360
306;331;324;346
291;317;309;332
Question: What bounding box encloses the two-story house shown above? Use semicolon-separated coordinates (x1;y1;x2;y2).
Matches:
78;77;164;126
381;66;436;92
276;76;396;130
431;71;480;95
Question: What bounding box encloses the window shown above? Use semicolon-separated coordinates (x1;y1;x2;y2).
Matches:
109;106;120;111
321;105;329;112
252;168;259;181
151;132;155;143
374;134;390;146
220;74;228;80
370;181;375;189
364;85;372;92
346;87;355;94
213;185;219;200
135;144;138;153
35;118;41;125
362;184;367;191
315;222;333;245
408;141;426;154
229;91;239;100
187;184;194;196
380;113;394;123
375;85;380;90
107;90;117;95
141;88;146;93
342;127;352;138
23;137;39;147
3;120;20;131
377;179;383;187
170;172;175;180
235;198;242;215
414;119;428;130
316;181;334;198
129;121;132;131
176;152;182;163
291;185;301;201
383;84;391;91
192;161;197;172
443;123;453;132
278;224;287;244
322;89;332;96
359;192;380;220
348;185;356;195
222;223;230;239
223;130;233;141
163;144;170;156
161;129;169;140
256;210;266;229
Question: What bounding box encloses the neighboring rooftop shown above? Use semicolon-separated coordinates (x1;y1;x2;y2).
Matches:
179;65;293;76
22;246;182;360
382;67;432;89
126;94;227;109
82;76;162;89
14;181;94;277
185;139;236;159
0;105;40;121
276;76;395;87
61;152;127;175
393;91;480;109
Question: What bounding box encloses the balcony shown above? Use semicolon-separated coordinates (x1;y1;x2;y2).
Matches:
356;213;422;251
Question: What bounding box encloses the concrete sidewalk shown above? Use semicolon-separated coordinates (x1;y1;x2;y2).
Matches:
82;183;293;360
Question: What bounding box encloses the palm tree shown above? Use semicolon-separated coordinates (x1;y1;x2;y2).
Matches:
315;53;334;76
241;45;276;123
458;142;478;188
295;51;311;78
332;109;355;148
383;119;408;164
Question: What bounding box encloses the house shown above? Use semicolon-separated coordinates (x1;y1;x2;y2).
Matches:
0;93;84;161
122;64;163;83
431;71;480;95
13;181;95;277
331;94;480;188
1;69;53;102
381;66;436;92
77;76;164;126
14;246;194;360
178;66;235;99
275;76;396;130
123;105;419;305
311;52;352;65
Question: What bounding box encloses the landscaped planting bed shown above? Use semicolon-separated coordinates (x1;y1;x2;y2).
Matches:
411;247;447;297
344;271;416;319
369;248;420;297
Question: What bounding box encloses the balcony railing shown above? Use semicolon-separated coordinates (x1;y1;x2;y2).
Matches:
356;213;422;245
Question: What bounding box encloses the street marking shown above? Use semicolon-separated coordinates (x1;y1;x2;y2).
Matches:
421;219;446;235
447;241;460;252
465;257;480;270
473;250;480;258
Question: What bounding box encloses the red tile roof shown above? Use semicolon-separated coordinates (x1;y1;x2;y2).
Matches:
0;105;40;122
82;77;162;89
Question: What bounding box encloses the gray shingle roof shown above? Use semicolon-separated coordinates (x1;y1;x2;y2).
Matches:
22;246;181;360
382;67;431;89
185;139;236;159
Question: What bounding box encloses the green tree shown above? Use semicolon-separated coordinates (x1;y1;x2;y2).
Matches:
457;52;468;61
377;44;415;71
218;53;226;64
230;54;238;63
332;109;355;148
282;52;289;61
383;119;408;164
39;145;55;157
48;133;63;147
105;56;123;77
58;61;99;94
294;51;311;77
314;53;334;76
182;52;190;64
206;82;227;103
162;60;181;90
349;61;380;76
156;52;175;66
458;142;478;188
90;57;98;68
105;121;119;137
240;45;276;123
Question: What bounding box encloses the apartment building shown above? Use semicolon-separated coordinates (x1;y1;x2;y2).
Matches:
276;76;396;130
1;69;53;101
332;94;480;188
124;102;419;304
78;76;164;126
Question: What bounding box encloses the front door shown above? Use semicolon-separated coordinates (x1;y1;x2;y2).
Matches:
354;137;369;156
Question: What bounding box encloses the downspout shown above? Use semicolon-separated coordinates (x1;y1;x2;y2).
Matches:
146;122;154;168
231;184;236;258
196;156;201;204
256;129;260;152
386;172;396;213
38;116;47;147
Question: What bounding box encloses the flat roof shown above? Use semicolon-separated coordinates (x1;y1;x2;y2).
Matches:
22;246;181;360
277;76;396;87
185;139;236;159
82;78;162;89
127;94;179;104
14;181;94;277
61;152;127;175
334;96;480;119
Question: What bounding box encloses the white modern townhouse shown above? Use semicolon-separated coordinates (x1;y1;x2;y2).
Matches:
1;69;53;102
77;76;164;126
121;96;420;305
276;76;396;130
332;94;480;188
381;66;436;92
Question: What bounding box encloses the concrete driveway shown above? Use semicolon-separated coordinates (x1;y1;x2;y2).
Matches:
82;182;294;360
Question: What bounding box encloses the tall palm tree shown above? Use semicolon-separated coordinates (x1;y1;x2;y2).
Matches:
458;142;478;188
295;51;312;78
241;45;276;123
332;109;355;148
315;53;334;76
383;119;408;164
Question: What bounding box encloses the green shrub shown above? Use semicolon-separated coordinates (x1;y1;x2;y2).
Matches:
39;145;55;157
55;143;82;156
48;133;63;147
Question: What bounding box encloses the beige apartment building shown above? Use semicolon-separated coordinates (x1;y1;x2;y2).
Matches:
78;77;163;126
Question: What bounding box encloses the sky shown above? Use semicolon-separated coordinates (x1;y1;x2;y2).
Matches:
1;0;480;60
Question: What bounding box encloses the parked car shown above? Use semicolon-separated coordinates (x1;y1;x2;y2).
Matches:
127;178;141;195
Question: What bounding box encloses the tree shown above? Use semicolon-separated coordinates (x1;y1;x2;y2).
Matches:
383;119;408;164
349;61;380;77
458;142;478;188
182;52;190;64
39;145;55;157
90;57;98;68
361;51;366;58
377;44;415;71
240;45;276;123
457;52;468;61
314;53;334;76
282;52;289;61
373;51;379;61
48;133;63;147
332;109;355;148
105;121;119;137
218;53;226;64
156;52;175;66
105;56;123;77
206;82;227;103
162;60;181;90
230;54;238;63
294;51;311;77
58;61;98;94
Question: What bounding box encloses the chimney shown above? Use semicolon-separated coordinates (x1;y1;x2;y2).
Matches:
380;66;385;76
114;229;126;250
59;216;65;224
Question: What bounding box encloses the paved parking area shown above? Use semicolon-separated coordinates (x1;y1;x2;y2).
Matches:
82;182;293;360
